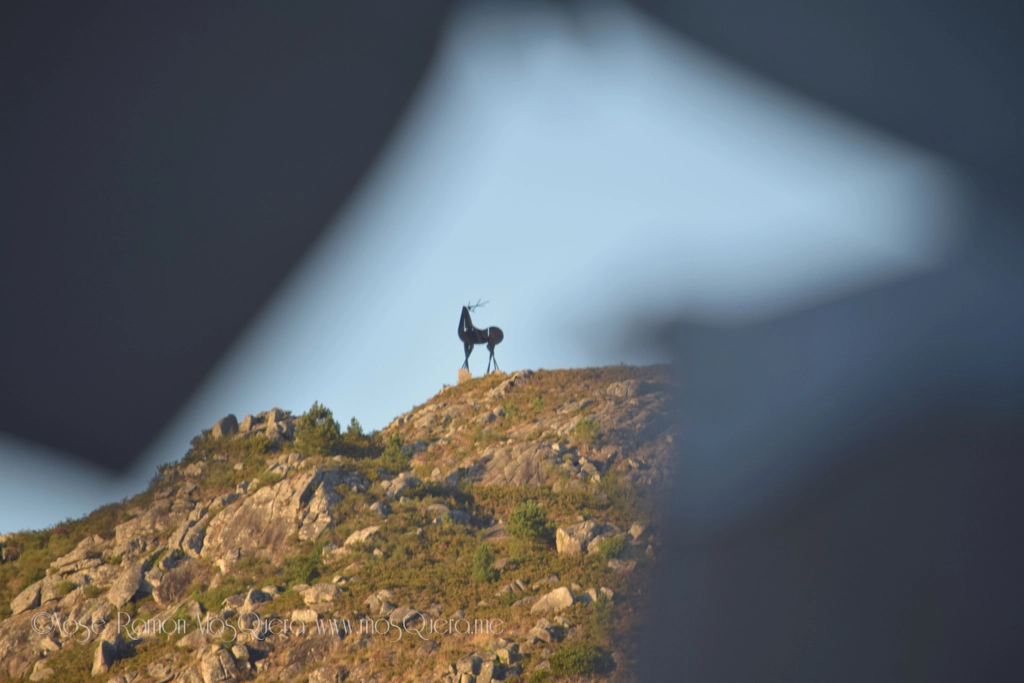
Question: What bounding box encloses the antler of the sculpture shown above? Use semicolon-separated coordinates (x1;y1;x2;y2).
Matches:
467;299;489;312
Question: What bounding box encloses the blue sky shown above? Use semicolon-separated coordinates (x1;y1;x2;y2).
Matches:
0;1;965;533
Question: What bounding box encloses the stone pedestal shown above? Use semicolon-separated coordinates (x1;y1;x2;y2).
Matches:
458;368;472;385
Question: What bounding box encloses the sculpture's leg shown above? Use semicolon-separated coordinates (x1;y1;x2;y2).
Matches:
463;342;472;370
487;342;498;373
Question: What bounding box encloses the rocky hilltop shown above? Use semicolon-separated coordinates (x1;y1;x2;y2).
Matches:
0;366;675;683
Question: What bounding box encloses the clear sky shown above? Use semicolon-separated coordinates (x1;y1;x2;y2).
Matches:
0;1;964;534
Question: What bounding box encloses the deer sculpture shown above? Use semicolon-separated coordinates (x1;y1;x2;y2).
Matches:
458;300;503;373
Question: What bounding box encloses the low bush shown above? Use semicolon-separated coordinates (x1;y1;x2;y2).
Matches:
549;642;614;677
588;592;615;642
280;542;323;586
526;670;552;683
596;534;627;560
571;416;600;446
471;543;497;583
507;500;554;544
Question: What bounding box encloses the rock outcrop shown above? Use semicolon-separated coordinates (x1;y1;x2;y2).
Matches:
555;520;621;555
107;561;145;607
201;468;343;565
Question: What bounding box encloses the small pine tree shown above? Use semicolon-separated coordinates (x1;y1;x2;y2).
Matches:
507;500;555;543
379;433;410;474
294;401;343;457
472;543;498;583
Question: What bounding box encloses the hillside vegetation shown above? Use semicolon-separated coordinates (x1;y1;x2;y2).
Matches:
0;366;676;683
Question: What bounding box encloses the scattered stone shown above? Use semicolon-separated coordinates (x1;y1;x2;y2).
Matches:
343;526;381;548
291;608;319;623
576;588;598;605
303;583;340;605
368;501;390;518
309;666;348;683
530;586;575;614
606;379;650;399
176;629;207;651
380;472;420;499
91;633;125;676
10;580;42;615
456;653;482;676
231;643;251;663
432;509;471;525
211;414;238;438
241;588;271;611
607;558;637;574
183;462;205;478
493;557;514;571
530;575;560;590
495;642;519;665
50;536;104;573
28;660;54;681
199;647;239;683
107;562;144;607
364;589;395;615
555;520;620;555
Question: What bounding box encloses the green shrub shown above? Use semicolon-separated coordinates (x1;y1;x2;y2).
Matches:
507;500;554;544
471;543;497;583
83;584;103;599
526;670;552;683
280;542;323;586
549;642;613;677
55;580;77;598
379;434;410;475
571;416;600;446
294;401;343;458
340;417;378;458
589;592;615;641
596;534;627;560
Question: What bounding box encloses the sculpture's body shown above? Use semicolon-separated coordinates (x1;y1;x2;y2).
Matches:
458;304;503;373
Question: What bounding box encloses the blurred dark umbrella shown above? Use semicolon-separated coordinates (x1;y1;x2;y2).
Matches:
626;0;1024;679
0;1;455;470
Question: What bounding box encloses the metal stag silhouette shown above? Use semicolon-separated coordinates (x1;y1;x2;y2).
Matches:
458;300;503;373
